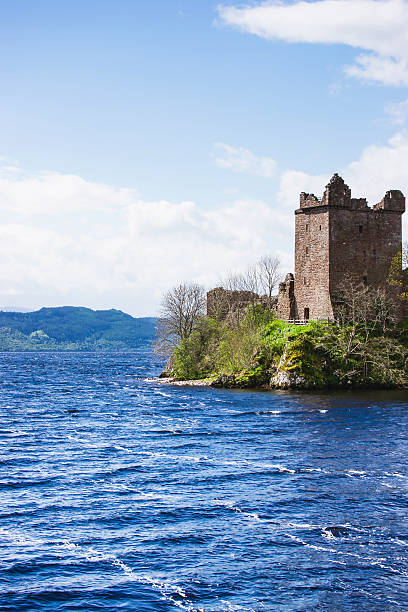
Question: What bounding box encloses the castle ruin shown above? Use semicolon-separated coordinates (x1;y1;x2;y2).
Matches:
277;173;405;320
207;173;406;321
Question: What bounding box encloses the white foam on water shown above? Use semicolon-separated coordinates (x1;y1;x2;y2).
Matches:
391;538;408;547
301;467;323;473
286;533;408;577
383;471;406;479
267;463;296;474
218;601;256;612
321;529;336;541
67;434;90;444
319;410;328;413
214;502;408;580
3;527;202;611
346;469;366;477
286;521;319;530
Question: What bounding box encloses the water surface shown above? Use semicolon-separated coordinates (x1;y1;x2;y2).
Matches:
0;348;407;611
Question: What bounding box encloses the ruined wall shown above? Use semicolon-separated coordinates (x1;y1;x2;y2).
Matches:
207;175;405;323
206;287;274;320
276;273;296;319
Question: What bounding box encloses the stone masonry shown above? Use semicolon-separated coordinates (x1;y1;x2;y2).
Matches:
207;287;276;321
277;173;406;320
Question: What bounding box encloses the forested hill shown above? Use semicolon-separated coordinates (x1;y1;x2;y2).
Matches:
0;307;157;351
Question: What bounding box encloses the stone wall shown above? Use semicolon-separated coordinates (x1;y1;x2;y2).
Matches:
276;273;296;319
293;174;405;321
294;206;332;320
206;287;276;320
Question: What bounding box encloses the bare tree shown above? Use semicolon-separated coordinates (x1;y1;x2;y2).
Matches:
256;255;281;307
315;276;404;384
224;266;259;295
334;275;397;332
155;283;206;356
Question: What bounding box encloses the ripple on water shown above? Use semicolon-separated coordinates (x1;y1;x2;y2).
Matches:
0;350;407;611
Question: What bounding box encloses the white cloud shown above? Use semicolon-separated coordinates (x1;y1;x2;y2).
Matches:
0;164;285;315
345;131;408;205
277;130;408;238
214;142;277;177
278;170;329;208
217;0;408;86
0;167;135;215
2;130;407;315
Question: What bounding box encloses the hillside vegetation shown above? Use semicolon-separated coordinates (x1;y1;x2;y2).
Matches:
0;307;156;351
166;307;408;389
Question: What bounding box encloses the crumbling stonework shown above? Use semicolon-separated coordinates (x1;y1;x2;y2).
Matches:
278;173;406;321
206;287;276;320
207;173;406;323
276;273;295;320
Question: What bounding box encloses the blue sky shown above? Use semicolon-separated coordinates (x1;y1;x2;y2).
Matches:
0;0;407;314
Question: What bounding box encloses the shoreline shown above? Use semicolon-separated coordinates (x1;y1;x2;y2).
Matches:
146;377;214;387
147;376;408;391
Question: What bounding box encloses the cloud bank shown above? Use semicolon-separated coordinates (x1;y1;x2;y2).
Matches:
2;128;408;315
0;166;286;315
217;0;408;86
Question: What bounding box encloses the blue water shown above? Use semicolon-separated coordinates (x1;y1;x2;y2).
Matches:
0;347;407;611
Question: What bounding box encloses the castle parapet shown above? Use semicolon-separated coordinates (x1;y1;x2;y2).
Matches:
374;190;405;213
322;173;351;208
299;192;320;208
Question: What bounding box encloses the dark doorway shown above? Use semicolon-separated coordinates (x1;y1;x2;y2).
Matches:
304;308;310;321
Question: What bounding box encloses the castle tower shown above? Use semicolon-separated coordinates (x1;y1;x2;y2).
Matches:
292;173;405;320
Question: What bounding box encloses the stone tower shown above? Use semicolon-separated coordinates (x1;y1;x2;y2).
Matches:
279;173;405;320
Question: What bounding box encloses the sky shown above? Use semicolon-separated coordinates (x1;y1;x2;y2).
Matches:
1;0;408;316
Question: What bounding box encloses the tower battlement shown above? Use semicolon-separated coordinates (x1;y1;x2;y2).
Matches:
299;174;405;213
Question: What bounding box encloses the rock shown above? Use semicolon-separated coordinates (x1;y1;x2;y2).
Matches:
270;348;306;389
211;374;238;388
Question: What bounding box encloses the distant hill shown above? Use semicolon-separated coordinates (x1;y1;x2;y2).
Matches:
0;307;157;351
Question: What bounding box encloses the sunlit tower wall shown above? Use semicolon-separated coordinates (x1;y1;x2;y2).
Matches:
293;173;405;320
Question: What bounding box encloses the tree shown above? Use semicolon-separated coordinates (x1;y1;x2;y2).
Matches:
319;276;402;384
155;283;206;356
333;275;397;332
223;255;281;301
224;265;259;295
256;255;281;307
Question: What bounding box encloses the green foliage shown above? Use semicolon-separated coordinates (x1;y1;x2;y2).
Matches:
171;317;220;379
169;308;408;389
0;308;157;351
388;249;408;301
